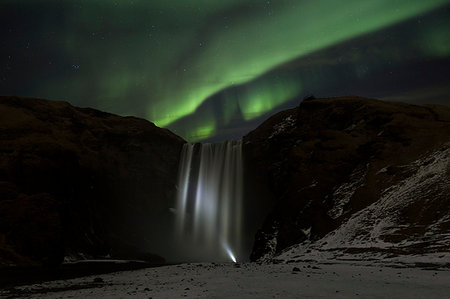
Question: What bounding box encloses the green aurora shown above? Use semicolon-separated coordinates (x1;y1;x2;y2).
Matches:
1;0;450;141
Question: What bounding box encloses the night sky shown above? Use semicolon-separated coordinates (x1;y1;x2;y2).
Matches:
1;1;449;141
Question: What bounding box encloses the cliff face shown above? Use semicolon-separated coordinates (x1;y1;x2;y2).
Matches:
0;96;185;266
244;97;450;261
2;95;449;266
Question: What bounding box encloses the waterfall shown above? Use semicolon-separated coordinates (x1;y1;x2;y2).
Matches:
175;140;243;262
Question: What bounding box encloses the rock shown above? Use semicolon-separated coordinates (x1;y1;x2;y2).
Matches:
244;96;450;261
0;192;63;266
0;96;185;266
93;277;104;283
292;267;301;272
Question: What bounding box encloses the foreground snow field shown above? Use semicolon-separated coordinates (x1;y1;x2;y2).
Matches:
2;260;449;298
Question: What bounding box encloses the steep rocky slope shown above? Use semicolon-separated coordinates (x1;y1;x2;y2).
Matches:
244;96;450;261
0;96;184;266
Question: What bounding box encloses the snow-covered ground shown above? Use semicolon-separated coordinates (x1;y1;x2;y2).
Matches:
2;260;449;298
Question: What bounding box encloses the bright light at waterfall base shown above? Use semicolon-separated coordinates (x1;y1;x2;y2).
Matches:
223;243;237;263
228;250;237;264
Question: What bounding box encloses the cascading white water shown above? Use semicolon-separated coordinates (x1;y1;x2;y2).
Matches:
175;140;243;262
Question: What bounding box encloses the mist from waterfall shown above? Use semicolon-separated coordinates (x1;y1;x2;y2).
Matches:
175;140;243;262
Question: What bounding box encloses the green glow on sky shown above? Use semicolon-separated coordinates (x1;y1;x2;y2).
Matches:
147;0;449;128
176;109;218;142
3;0;450;141
152;85;222;128
222;95;240;126
422;21;450;58
191;124;217;142
239;77;302;121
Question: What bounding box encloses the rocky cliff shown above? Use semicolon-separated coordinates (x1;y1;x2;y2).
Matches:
0;96;185;266
244;96;450;262
2;95;449;267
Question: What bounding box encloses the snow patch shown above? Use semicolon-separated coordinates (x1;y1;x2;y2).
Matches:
344;120;364;132
259;231;278;262
301;227;312;239
377;166;388;174
269;115;295;139
277;145;450;265
322;146;450;249
328;163;368;219
3;261;449;298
